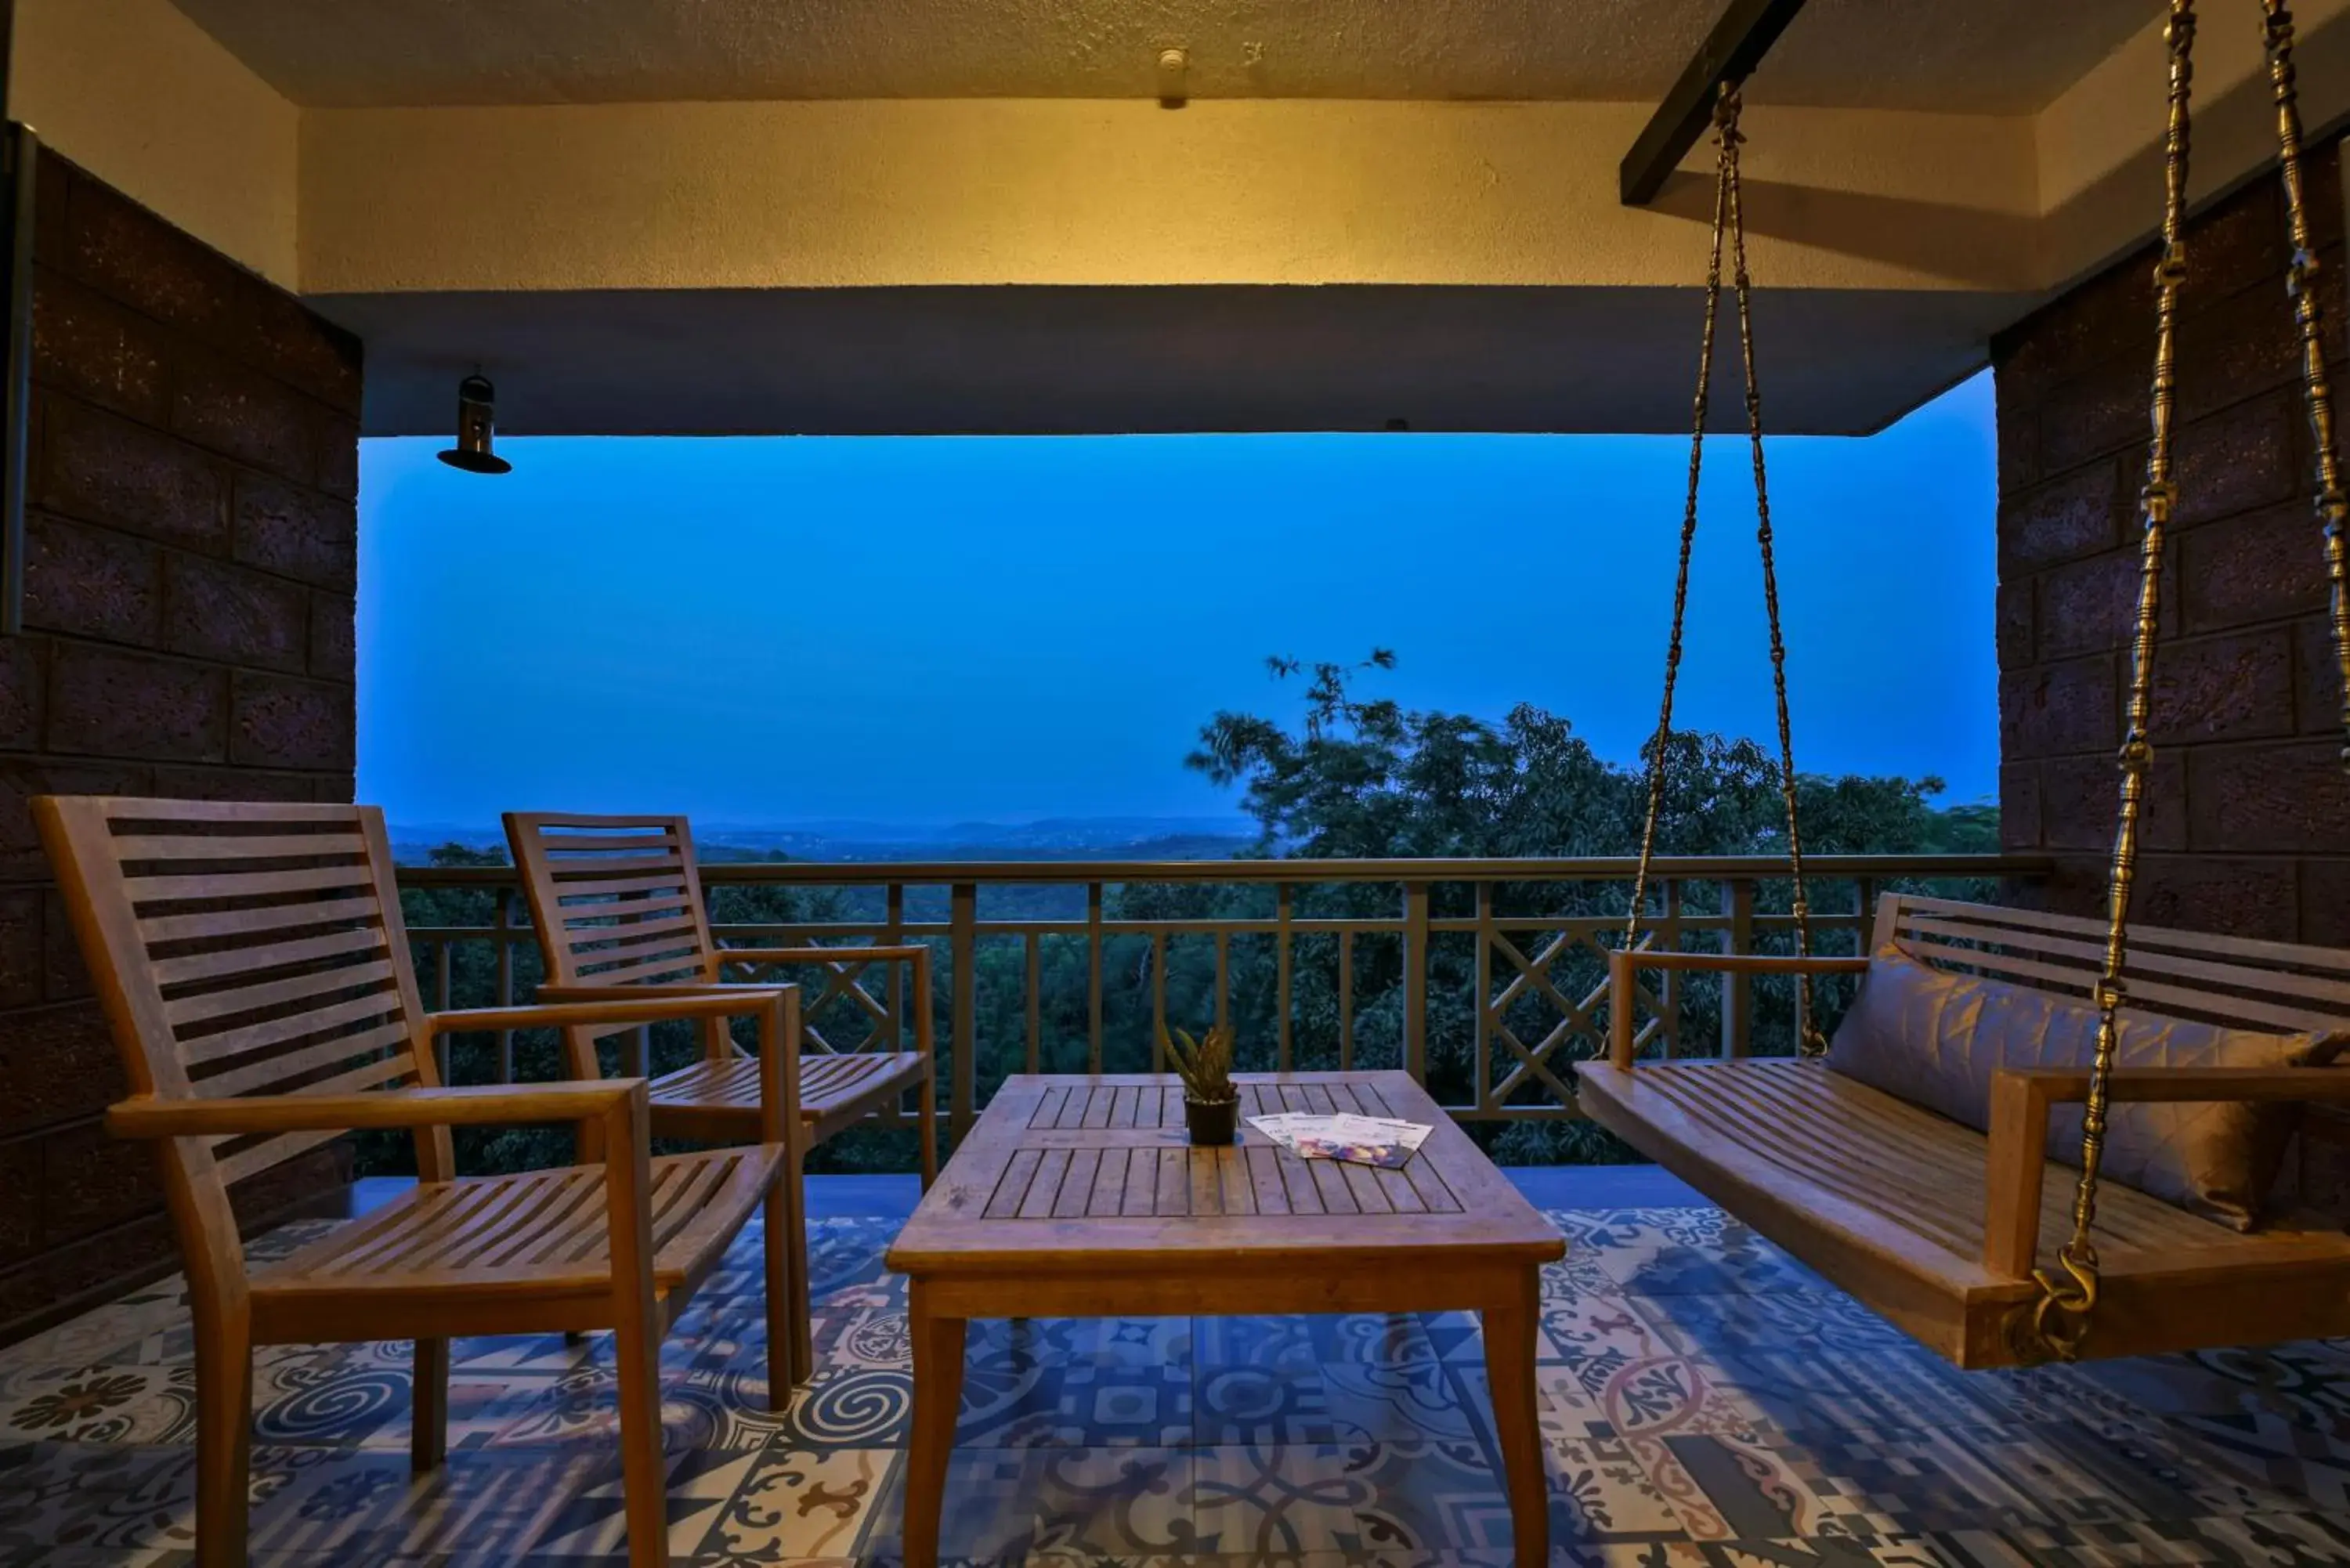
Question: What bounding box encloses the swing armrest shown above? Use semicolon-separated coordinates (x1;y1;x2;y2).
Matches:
1604;947;1870;1068
1994;1065;2350;1104
1980;1065;2350;1278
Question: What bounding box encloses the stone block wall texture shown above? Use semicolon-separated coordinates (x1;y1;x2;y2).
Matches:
0;154;360;1344
1994;143;2349;950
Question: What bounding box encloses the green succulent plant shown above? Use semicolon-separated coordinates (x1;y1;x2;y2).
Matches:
1160;1023;1237;1104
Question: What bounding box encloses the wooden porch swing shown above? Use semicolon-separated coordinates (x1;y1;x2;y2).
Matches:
1577;0;2350;1371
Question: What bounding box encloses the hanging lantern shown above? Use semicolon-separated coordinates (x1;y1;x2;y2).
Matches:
436;374;512;474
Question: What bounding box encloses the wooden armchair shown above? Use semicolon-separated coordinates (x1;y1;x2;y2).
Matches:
36;796;804;1568
504;812;937;1382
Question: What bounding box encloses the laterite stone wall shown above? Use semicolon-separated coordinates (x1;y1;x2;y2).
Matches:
0;154;360;1345
1992;143;2350;948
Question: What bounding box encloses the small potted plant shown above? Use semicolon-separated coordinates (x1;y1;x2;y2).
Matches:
1162;1023;1239;1145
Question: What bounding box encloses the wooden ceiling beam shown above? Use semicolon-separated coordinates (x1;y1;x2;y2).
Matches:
1618;0;1810;207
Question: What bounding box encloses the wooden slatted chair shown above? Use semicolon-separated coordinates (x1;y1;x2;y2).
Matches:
36;796;806;1568
504;811;935;1380
1577;892;2350;1368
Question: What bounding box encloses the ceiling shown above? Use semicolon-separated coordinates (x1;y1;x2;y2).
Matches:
170;0;2149;113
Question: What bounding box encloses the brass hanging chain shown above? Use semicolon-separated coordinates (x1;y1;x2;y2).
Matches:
1626;88;1737;956
2263;2;2350;773
1623;87;1822;1054
2024;0;2197;1366
1721;88;1824;1054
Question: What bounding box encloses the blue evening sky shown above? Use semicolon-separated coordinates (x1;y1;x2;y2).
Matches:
358;370;1997;831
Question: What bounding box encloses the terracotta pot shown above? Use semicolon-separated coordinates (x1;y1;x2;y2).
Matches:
1184;1094;1238;1146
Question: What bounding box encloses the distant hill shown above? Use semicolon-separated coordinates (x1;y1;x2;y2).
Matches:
390;816;1256;867
693;818;1254;864
697;815;1251;854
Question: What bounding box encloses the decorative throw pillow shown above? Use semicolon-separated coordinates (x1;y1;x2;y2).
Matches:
1824;945;2343;1230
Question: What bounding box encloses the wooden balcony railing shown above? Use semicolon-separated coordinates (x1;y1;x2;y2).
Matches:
396;853;2048;1144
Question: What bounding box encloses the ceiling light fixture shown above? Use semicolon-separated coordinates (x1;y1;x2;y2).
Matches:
436;373;512;475
1157;48;1188;107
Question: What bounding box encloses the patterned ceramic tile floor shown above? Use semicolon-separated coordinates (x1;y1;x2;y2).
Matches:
5;1168;2350;1566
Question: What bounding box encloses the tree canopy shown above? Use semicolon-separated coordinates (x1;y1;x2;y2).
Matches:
377;652;1996;1177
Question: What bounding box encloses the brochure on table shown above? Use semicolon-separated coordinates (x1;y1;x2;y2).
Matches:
1245;1111;1434;1169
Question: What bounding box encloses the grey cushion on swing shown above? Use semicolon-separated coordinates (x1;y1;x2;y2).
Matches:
1824;946;2345;1230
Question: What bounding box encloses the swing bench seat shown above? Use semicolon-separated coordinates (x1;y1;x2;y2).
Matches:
1574;894;2350;1368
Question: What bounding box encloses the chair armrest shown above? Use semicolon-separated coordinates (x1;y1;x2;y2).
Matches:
1604;946;1870;1067
107;1080;641;1140
536;982;763;1002
1979;1063;2350;1277
425;989;790;1036
501;985;806;1147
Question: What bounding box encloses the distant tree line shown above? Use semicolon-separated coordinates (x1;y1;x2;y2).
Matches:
372;653;1998;1176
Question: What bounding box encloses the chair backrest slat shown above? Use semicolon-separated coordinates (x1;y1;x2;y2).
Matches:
137;894;387;946
35;796;443;1210
1876;893;2350;1035
215;1124;349;1189
505;813;718;991
165;955;401;1029
197;1024;414;1100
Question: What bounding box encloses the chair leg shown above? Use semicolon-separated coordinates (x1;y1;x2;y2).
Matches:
786;1149;812;1382
918;1068;939;1190
191;1300;253;1568
613;1313;671;1568
762;1180;797;1403
411;1337;450;1473
766;1150;812;1396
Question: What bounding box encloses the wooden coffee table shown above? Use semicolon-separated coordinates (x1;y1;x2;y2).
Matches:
885;1071;1566;1568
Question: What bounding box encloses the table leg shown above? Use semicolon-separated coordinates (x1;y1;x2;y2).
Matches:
1483;1270;1548;1568
902;1284;966;1568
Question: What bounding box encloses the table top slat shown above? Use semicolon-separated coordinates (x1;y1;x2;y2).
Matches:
1054;1148;1101;1218
984;1148;1045;1219
1188;1148;1224;1216
1223;1150;1260;1216
1247;1144;1291;1216
1379;1163;1428;1214
1340;1158;1393;1215
1017;1148;1072;1219
1154;1146;1188;1218
1088;1147;1130;1216
1281;1150;1326;1216
1310;1156;1358;1216
1121;1144;1158;1216
1402;1149;1462;1214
